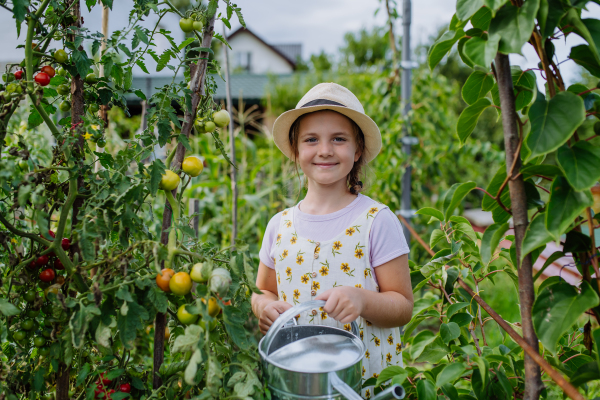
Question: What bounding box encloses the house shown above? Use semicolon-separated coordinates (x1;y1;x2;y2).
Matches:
224;27;301;74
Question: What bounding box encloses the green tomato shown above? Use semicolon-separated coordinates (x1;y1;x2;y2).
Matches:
179;18;194;33
18;159;28;170
6;83;22;94
42;327;52;338
57;68;67;77
198;317;218;332
59;100;71;112
88;103;99;113
57;84;70;95
38;346;50;356
96;138;106;148
27;309;40;318
190;263;207;283
213;110;231;127
2;73;15;83
193;20;204;31
14;330;26;341
177;304;198;325
204;121;216;133
24;290;36;302
22;319;34;331
54;49;68;63
85;73;97;84
34;337;46;348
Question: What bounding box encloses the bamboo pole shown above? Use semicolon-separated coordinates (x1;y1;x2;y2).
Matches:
397;214;584;400
95;2;109;173
223;24;237;246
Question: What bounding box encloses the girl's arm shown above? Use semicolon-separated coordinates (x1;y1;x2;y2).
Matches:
251;261;292;334
316;254;414;328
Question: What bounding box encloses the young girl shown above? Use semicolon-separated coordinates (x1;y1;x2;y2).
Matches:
251;82;414;397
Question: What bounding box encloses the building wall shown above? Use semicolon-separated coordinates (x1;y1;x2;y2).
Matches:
226;32;293;74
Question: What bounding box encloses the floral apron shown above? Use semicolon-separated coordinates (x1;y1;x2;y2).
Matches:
273;203;403;399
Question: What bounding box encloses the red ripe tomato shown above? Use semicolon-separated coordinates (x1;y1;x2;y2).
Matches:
54;259;64;270
61;238;70;250
119;383;131;393
36;255;49;267
14;70;23;80
28;261;37;269
34;72;50;86
106;389;115;399
39;268;55;282
40;66;56;78
94;385;104;398
48;230;56;238
99;372;112;386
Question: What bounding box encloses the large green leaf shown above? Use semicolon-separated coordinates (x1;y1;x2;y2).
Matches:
463;35;501;68
480;222;509;265
472;6;493;30
489;0;540;54
442;181;477;220
0;298;21;317
417;336;451;363
566;9;600;63
436;363;466;388
570;45;600;78
416;379;436;400
546;177;593;240
428;29;465;70
462;71;495;105
521;212;553;260
456;0;484;21
532;281;599;355
483;0;509;15
512;67;537;111
456;98;493;145
556;142;600;191
537;0;568;38
583;18;600;56
416;207;445;222
526;91;586;161
440;322;461;344
570;362;600;387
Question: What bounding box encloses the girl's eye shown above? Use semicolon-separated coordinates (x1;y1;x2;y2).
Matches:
333;137;347;142
305;137;317;143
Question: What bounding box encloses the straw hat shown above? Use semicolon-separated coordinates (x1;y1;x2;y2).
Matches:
272;82;382;163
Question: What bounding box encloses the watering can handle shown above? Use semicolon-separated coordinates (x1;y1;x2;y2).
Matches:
262;300;359;355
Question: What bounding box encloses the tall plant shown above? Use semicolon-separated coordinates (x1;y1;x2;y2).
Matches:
370;0;600;399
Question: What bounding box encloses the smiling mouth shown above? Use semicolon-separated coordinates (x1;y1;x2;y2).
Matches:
313;163;338;168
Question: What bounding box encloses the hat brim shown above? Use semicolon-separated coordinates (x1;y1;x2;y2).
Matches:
272;105;382;164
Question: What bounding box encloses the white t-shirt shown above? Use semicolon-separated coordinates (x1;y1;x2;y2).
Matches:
259;194;410;270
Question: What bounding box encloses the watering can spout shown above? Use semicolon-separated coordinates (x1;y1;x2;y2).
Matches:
371;384;406;400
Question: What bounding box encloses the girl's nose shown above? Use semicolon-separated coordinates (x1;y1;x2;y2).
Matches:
317;141;334;157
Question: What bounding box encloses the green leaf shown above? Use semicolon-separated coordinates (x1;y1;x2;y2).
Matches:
429;229;446;249
147;286;168;313
416;207;445;222
533;251;565;281
417;336;451;363
375;366;407;387
570;45;600;78
456;98;493;145
450;312;473;327
533;281;600;355
566;9;600;63
223;306;250;349
149;160;166;196
69;304;101;349
483;0;508;15
480;222;509;265
513;67;537;111
521;164;563;179
410;330;436;359
416;378;436;400
538;0;568;38
178;134;192;152
489;0;540;54
593;327;600;372
456;0;484;21
0;298;20;317
75;363;90;387
33;367;46;392
428;29;465;70
462;71;495;105
556;142;600;191
472;6;493;30
72;49;93;78
463;34;500;67
521;212;553;260
546;177;593;240
457;37;475;68
442;181;477;220
447;302;469;319
526;91;586;161
436;363;466;388
440;383;460;400
440;322;461;344
117;301;149;350
570;361;600;387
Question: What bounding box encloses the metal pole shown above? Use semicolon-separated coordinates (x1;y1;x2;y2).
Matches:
399;0;418;247
223;24;238;246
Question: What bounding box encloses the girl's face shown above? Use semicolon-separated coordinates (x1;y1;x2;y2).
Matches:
296;110;361;188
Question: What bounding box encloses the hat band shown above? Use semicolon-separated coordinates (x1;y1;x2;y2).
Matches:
300;99;346;108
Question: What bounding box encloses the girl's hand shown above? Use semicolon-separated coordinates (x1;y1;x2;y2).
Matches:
259;301;293;335
315;287;365;323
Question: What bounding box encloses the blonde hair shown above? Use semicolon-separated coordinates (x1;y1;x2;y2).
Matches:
288;110;366;195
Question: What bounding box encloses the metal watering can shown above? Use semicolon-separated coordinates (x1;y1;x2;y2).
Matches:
259;300;405;400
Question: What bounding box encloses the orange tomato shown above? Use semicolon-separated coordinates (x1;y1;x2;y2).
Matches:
156;268;175;292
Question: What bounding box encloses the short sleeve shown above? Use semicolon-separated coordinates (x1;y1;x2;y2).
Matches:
369;208;410;267
259;212;283;269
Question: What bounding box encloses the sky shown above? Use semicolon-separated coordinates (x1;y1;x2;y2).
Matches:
1;1;600;85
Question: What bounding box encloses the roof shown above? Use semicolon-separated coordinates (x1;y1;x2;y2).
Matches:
272;44;302;63
227;27;298;69
127;74;295;103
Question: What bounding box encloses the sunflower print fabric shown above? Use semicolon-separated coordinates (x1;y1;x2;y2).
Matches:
273;203;403;397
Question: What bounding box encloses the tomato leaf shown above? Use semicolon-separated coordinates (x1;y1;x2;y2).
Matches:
117;301;149;350
0;298;21;317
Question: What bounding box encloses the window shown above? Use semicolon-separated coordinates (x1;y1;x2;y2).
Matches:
233;51;252;72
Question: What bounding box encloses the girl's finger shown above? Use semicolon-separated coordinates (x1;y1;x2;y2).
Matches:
323;293;340;314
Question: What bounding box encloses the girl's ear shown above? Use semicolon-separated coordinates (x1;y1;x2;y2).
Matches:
354;147;362;163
